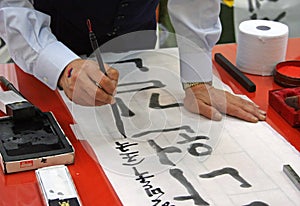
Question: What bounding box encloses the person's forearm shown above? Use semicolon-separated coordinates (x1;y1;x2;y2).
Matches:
168;0;222;83
0;2;79;90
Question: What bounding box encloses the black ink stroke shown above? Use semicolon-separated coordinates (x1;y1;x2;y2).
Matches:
132;167;174;205
149;93;183;109
132;126;195;138
248;0;279;12
107;58;149;72
115;141;138;152
248;0;286;22
169;168;209;205
248;0;254;12
188;143;212;157
117;80;166;94
273;11;286;22
243;201;269;206
116;97;135;117
115;141;145;166
199;167;252;188
250;13;257;20
148;140;182;166
255;0;261;10
177;133;209;144
120;151;145;166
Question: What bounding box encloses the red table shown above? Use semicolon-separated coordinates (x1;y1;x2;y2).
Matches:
212;37;300;152
0;38;299;205
0;66;122;205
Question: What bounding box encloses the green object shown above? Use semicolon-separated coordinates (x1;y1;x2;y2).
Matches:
218;3;236;44
157;1;236;48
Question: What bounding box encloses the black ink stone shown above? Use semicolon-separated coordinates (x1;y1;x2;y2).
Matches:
0;112;73;163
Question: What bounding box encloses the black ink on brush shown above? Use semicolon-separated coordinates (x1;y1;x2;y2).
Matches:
215;53;256;92
87;19;126;138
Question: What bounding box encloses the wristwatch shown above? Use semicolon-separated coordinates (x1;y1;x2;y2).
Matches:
182;81;212;90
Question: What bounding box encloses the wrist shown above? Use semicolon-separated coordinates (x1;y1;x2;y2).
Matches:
57;74;64;90
57;59;81;90
182;81;212;90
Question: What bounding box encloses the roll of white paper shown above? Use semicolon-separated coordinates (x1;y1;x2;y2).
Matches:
236;20;289;76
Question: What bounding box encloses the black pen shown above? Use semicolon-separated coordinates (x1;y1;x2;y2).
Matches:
215;53;256;93
87;19;126;138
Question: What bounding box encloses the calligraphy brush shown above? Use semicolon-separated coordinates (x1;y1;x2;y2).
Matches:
87;19;126;138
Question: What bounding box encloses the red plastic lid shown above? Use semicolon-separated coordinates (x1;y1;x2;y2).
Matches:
274;61;300;87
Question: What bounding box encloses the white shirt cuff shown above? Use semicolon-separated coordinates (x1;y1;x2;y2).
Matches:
35;41;79;90
180;50;213;83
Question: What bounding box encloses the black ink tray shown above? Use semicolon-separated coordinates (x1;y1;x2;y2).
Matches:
0;112;75;174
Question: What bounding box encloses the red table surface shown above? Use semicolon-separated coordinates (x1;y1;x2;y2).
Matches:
0;65;122;205
212;37;300;152
0;38;299;205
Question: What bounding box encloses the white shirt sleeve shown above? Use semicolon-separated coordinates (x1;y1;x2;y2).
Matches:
0;0;221;88
168;0;222;83
0;1;79;90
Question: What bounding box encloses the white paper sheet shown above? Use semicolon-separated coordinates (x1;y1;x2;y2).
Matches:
60;48;300;206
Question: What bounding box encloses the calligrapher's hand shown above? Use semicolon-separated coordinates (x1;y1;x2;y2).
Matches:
184;84;266;122
58;59;119;106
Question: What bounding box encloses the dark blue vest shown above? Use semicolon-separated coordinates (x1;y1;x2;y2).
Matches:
33;0;159;55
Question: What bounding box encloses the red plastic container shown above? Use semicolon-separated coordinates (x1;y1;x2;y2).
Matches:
269;87;300;127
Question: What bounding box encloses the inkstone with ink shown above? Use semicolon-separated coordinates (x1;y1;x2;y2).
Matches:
0;111;74;174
